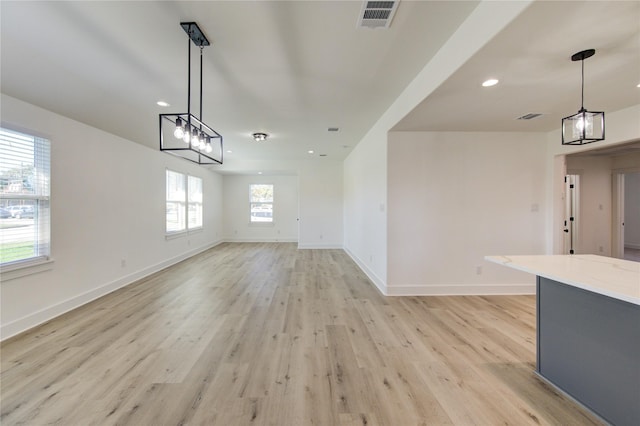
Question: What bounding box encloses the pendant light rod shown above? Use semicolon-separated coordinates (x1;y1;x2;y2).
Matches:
187;28;192;132
181;22;210;128
199;46;203;123
160;22;222;165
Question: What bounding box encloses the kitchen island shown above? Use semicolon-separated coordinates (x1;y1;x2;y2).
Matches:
486;255;639;426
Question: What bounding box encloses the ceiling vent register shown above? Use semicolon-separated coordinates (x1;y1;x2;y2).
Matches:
517;113;543;120
358;1;399;29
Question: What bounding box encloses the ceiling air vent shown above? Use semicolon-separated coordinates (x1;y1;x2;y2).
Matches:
357;1;399;29
516;113;543;120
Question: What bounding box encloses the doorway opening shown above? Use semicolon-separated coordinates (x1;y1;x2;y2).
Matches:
620;172;640;261
561;140;640;261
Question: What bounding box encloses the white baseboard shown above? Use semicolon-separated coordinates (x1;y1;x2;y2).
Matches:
223;238;298;243
384;283;536;296
1;240;223;341
343;246;387;295
297;243;343;249
341;247;535;297
624;242;640;250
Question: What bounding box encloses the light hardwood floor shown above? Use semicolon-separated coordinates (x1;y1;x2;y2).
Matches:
1;243;602;425
624;247;640;262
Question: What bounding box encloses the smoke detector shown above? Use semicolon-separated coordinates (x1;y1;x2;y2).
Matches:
357;1;399;29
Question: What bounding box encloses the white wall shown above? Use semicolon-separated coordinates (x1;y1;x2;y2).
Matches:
387;132;546;295
343;131;387;287
343;1;532;294
223;174;298;242
0;94;224;340
298;161;344;248
220;160;344;248
624;172;640;249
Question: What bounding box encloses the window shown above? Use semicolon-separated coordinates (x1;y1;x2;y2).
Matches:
250;184;273;223
166;170;186;233
165;170;202;234
188;175;203;229
0;127;51;267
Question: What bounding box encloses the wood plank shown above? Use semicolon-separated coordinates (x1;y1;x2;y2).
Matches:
0;242;604;425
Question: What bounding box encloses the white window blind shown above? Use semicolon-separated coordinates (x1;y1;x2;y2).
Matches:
250;184;273;223
0;127;51;267
166;170;186;233
166;170;203;234
188;175;203;230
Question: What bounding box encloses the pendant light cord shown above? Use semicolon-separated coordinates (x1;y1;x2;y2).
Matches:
580;58;585;111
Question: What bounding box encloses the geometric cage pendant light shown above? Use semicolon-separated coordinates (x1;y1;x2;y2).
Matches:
561;49;605;145
159;22;223;164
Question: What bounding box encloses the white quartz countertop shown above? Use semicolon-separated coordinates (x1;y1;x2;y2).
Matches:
485;254;640;306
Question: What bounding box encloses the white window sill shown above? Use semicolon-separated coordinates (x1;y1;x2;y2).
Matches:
165;227;203;240
1;258;54;282
165;230;187;240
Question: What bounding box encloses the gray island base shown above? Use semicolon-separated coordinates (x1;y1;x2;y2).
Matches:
486;255;640;426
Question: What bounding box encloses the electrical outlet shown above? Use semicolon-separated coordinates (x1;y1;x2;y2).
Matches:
476;266;482;275
121;259;126;268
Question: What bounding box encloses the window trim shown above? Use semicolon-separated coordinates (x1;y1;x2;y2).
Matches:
0;257;54;282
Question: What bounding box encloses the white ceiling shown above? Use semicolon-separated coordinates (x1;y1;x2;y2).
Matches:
1;1;639;174
393;0;640;133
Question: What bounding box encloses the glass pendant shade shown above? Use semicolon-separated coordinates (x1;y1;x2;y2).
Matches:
562;109;605;145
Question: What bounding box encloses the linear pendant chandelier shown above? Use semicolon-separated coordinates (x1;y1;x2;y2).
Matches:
561;49;605;145
159;22;223;164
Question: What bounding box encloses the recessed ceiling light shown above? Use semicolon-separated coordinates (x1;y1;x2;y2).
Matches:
308;150;314;154
482;79;499;87
156;101;170;107
226;150;232;154
637;83;640;88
